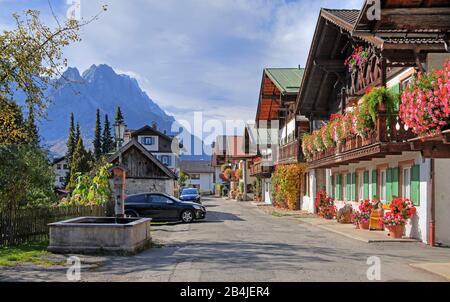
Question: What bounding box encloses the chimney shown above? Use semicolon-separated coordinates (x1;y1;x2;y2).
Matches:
151;121;157;130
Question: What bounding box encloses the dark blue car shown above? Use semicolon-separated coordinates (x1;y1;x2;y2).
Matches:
179;188;201;204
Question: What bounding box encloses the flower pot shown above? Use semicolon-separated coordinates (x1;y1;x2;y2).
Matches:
387;225;405;239
359;221;370;230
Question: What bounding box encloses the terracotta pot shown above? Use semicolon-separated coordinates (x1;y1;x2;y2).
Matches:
387;225;405;239
359;221;370;230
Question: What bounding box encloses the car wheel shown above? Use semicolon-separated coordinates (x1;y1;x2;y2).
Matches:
181;210;194;223
125;210;139;218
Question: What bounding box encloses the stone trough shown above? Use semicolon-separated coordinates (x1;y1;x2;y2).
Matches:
48;217;152;255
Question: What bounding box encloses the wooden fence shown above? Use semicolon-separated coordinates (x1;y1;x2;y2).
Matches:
0;202;114;247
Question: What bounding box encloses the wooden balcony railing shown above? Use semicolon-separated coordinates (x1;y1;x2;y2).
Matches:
278;139;301;164
250;158;274;177
309;113;416;167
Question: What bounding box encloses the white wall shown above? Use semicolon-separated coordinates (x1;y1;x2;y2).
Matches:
53;159;69;188
186;173;214;193
137;135;159;152
435;159;450;246
318;151;431;243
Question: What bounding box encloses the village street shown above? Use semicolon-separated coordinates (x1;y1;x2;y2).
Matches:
1;197;449;282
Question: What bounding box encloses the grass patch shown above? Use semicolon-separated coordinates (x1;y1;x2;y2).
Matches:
270;211;285;217
0;241;60;267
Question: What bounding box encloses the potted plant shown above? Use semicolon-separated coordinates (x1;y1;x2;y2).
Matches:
358;199;374;229
315;190;336;219
352;211;361;229
382;212;406;238
382;197;417;238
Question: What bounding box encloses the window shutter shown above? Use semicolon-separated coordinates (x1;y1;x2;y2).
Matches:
363;171;369;199
389;84;401;111
411;165;420;206
372;170;378;199
392;167;399;198
330;175;334;198
351;173;356;201
386;168;392;202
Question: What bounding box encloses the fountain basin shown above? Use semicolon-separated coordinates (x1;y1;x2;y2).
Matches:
48;217;152;255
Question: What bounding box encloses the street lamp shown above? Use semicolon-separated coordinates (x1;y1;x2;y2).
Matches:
114;121;126;150
114;121;126;164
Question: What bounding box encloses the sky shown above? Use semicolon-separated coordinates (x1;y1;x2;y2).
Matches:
0;0;362;130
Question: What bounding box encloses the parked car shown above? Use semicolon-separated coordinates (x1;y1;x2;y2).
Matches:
124;193;206;223
179;187;201;204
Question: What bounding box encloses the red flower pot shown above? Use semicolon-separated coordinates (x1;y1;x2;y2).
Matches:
387;225;405;239
359;221;370;230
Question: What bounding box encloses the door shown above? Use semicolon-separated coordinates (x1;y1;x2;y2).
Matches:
151;194;179;220
264;179;272;204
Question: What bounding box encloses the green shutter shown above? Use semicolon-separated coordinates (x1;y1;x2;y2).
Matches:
372;170;377;199
330;175;334;198
411;165;420;206
386;168;392;202
363;171;369;199
392;167;399;198
351;173;356;201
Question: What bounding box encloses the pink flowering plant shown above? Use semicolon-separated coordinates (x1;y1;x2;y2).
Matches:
382;212;406;227
344;46;369;72
399;59;450;137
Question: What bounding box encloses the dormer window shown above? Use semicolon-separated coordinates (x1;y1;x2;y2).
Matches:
141;136;155;146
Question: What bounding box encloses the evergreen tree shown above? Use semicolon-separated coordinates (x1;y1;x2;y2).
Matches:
25;104;39;146
65;113;76;187
75;122;81;144
102;113;114;154
93;108;102;160
115;106;124;124
67;135;89;191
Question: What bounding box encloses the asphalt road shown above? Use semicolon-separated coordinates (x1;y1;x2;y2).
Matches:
2;197;450;282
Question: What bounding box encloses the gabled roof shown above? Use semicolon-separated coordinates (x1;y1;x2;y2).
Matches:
130;125;174;142
265;68;304;95
108;139;177;179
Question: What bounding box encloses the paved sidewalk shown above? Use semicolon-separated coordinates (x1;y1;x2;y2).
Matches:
410;263;450;281
295;217;419;243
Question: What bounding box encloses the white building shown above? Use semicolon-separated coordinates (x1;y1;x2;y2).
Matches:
180;160;215;194
52;157;69;189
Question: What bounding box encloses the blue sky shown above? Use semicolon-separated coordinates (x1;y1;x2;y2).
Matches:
0;0;362;125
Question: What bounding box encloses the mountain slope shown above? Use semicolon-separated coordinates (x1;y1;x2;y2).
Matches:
40;64;176;154
38;64;210;160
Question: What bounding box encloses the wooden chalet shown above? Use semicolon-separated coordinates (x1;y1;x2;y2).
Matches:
297;0;450;245
247;67;308;203
108;139;177;196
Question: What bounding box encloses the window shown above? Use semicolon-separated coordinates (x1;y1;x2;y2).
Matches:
150;194;172;204
161;155;171;166
63;164;69;170
57;164;62;170
141;136;155;145
59;177;65;182
403;167;411;199
190;174;200;180
358;171;364;201
380;169;387;202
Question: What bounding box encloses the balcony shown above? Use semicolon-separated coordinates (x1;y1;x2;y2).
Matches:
250;158;274;177
307;113;416;169
278;139;301;165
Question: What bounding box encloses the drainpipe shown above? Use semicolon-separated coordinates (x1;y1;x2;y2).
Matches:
429;158;436;246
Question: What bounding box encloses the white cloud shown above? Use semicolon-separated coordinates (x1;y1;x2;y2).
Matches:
3;0;363;131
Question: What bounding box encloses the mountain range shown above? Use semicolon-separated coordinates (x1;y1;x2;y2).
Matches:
35;64;209;160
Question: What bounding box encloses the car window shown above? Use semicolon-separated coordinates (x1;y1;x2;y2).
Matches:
149;194;173;204
182;189;198;195
125;194;147;203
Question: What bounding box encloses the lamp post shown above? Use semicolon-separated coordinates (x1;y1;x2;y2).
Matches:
114;121;126;163
113;121;126;218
